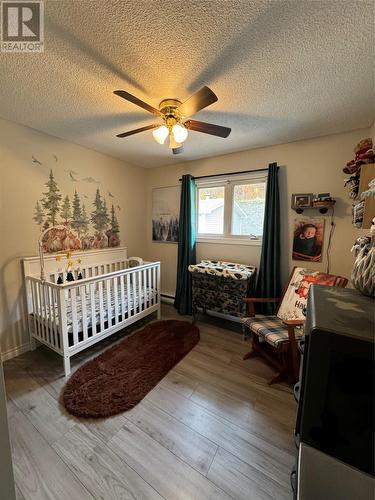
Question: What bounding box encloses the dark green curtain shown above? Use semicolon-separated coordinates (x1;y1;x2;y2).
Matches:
174;174;196;315
256;163;281;314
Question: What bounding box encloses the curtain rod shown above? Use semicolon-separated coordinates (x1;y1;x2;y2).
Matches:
178;165;273;182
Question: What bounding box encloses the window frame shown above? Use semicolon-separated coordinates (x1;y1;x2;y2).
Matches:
195;172;267;246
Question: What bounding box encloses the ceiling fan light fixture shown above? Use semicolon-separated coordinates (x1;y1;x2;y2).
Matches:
152;125;169;144
172;123;188;143
168;133;182;150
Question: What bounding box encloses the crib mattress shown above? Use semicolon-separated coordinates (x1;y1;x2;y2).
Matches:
32;287;156;338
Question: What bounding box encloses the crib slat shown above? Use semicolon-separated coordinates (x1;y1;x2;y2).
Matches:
70;288;79;346
81;285;88;341
106;279;111;327
36;282;42;341
132;272;137;316
147;268;152;306
126;273;131;317
37;282;46;342
90;282;97;336
44;284;52;345
152;266;156;305
138;270;142;313
50;287;57;348
114;277;119;325
98;280;104;332
156;265;160;306
143;269;147;310
31;281;40;340
120;274;125;320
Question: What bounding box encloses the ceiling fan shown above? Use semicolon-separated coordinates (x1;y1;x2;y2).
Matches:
113;86;231;155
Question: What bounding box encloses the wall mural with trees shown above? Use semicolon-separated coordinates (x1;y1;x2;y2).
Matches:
33;169;121;253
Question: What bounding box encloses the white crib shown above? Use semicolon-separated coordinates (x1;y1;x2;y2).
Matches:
23;247;160;376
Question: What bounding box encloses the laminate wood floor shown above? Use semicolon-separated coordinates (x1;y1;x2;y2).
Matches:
4;304;297;500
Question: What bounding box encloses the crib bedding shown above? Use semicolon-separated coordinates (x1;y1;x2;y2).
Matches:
32;286;156;337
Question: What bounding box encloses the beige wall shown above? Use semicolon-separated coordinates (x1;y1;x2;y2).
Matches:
0;118;147;356
145;127;372;297
0;118;372;356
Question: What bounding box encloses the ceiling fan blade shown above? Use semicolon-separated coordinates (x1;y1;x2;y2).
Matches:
114;90;163;117
172;146;184;155
178;86;218;117
116;124;159;138
185;119;231;138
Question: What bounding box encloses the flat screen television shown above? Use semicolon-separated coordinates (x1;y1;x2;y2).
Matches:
297;286;374;477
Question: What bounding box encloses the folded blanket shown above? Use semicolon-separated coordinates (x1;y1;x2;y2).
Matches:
189;260;255;280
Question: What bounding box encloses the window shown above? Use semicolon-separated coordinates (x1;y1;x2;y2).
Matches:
197;186;225;234
196;173;267;244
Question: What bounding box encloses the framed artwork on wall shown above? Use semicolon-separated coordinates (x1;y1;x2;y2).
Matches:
291;193;313;209
152;186;180;242
292;217;325;262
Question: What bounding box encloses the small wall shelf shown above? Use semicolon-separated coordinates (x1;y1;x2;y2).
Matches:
293;202;336;215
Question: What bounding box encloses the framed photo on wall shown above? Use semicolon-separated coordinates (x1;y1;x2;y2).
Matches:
291;193;313;209
152;186;180;242
292;217;325;262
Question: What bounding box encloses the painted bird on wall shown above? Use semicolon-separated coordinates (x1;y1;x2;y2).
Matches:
32;156;42;165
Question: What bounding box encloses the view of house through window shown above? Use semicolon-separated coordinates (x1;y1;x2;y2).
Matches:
231;182;266;236
197;186;225;234
197;176;266;239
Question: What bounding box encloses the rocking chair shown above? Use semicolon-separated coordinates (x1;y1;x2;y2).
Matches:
242;267;348;385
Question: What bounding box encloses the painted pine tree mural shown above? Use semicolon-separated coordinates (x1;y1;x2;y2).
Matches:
60;195;72;224
33;201;44;230
81;204;89;234
91;188;109;233
71;191;82;234
42;170;62;227
110;204;120;234
33;172;121;252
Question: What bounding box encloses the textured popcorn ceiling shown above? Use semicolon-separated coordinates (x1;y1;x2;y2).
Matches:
0;0;373;168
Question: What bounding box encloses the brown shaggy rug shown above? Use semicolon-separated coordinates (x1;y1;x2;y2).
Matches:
62;320;200;418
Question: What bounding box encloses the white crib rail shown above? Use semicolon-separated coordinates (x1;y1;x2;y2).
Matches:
25;261;161;372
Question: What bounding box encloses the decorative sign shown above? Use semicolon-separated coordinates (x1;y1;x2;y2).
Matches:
277;267;345;321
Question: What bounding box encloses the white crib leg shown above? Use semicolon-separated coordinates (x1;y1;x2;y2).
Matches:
30;338;37;351
157;305;161;320
63;356;71;377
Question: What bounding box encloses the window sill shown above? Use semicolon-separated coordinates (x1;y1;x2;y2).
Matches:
196;237;262;246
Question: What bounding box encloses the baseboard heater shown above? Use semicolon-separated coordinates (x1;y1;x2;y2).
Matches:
161;294;241;323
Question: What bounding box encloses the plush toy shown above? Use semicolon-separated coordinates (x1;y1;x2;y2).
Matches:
354;138;372;154
344;171;361;199
343;138;374;174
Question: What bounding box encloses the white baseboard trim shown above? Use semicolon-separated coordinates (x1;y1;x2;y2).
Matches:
161;294;175;305
1;342;31;362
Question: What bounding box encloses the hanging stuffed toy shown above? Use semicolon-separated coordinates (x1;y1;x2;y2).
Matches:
343;138;374;175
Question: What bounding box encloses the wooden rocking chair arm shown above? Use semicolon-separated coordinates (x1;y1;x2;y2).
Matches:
282;319;305;326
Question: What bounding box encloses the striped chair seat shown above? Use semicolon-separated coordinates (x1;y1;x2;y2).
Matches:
242;315;304;348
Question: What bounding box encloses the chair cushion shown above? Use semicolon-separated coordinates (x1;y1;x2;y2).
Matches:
242;315;303;347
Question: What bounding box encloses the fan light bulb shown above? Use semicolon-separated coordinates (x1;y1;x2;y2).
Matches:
168;134;182;150
152;125;169;145
172;124;188;143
